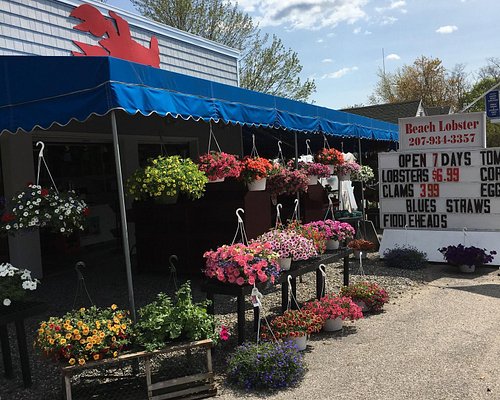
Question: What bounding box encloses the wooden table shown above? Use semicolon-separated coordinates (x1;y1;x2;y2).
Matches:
202;249;352;344
0;301;47;387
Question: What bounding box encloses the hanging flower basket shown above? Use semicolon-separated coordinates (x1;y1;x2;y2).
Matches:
266;165;309;198
0;264;40;307
333;162;361;181
0;184;88;236
198;151;241;183
247;178;267;191
315;148;344;167
239;156;272;191
254;228;317;263
126;155;208;202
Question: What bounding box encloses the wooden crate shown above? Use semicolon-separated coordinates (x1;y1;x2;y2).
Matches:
60;339;216;400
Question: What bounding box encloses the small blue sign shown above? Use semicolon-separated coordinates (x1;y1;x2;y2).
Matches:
485;90;500;119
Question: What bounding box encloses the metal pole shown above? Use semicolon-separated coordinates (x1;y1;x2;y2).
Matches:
111;111;136;322
294;131;300;220
358;137;367;238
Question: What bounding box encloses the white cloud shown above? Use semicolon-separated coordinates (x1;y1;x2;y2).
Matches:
381;16;398;25
322;58;333;63
322;66;359;79
436;25;458;34
317;38;324;43
386;53;400;60
376;0;406;12
231;0;369;30
353;27;362;34
364;30;372;35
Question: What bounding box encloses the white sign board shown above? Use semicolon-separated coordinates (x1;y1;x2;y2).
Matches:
378;147;500;231
398;112;486;152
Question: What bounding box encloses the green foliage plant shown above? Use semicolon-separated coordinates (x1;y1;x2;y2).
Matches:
134;282;216;351
383;245;428;270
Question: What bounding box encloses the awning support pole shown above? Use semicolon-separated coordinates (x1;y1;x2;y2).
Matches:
358;137;367;237
294;131;300;221
111;111;137;322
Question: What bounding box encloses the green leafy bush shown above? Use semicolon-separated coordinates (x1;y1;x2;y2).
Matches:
134;282;216;351
383;245;428;270
226;341;306;390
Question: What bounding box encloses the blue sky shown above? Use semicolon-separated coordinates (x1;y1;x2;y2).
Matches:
107;0;499;110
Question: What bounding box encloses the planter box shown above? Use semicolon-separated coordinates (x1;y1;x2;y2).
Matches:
60;339;215;400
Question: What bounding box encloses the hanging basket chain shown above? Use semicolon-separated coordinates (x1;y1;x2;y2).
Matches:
231;208;249;246
250;134;259;157
208;121;222;153
36;141;59;194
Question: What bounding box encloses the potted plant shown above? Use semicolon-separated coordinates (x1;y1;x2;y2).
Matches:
197;151;241;183
0;184;88;236
333;161;361;181
348;239;376;258
287;220;327;254
126;155;208;203
266;165;309;200
261;309;323;351
255;228;317;271
0;264;40;307
134;282;228;351
203;242;280;285
239;156;273;191
438;244;496;273
304;220;356;250
35;304;132;366
226;341;306;390
340;281;389;313
304;294;363;331
351;165;375;182
293;161;331;185
383;246;428;270
315;148;344;174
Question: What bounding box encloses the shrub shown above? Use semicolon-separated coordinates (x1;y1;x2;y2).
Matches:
383;246;428;270
226;341;306;390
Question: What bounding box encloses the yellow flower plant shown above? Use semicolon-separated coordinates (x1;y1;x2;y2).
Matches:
126;155;208;202
35;305;131;366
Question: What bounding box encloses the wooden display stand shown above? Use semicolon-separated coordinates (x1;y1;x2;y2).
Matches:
60;339;215;400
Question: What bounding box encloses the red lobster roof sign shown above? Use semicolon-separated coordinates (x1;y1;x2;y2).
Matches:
70;4;160;68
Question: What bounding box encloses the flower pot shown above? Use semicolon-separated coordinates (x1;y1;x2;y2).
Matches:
338;172;351;181
308;175;318;186
327;165;335;175
278;257;292;271
247;178;266;191
459;264;475;273
353;250;367;259
354;300;368;312
208;177;225;183
326;239;340;250
287;334;307;351
156;193;178;205
323;317;343;332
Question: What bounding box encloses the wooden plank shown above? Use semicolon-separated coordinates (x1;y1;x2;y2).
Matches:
145;358;153;400
64;374;72;400
60;339;213;372
152;384;214;400
149;372;211;391
177;388;217;400
206;348;213;374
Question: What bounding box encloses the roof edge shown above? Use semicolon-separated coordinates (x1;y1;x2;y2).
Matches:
55;0;241;59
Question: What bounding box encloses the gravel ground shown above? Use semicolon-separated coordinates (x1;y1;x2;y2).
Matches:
1;247;426;400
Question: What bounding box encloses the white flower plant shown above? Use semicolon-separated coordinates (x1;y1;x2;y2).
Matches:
0;263;40;307
0;184;88;236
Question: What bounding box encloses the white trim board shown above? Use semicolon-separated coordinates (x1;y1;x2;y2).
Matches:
379;229;500;266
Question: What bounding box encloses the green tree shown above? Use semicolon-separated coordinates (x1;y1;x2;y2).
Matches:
132;0;315;101
240;33;316;101
370;56;469;110
462;76;500;147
